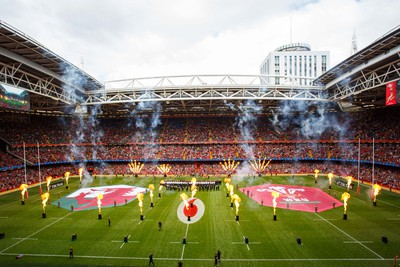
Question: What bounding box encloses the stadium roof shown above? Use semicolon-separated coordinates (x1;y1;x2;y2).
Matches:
314;25;400;111
0;20;399;117
0;20;103;113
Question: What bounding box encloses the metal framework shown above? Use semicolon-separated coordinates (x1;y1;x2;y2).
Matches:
85;74;325;105
0;20;399;116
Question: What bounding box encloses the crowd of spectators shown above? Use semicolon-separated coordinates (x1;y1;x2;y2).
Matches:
0;107;399;192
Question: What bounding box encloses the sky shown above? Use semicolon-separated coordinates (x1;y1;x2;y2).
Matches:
1;0;399;83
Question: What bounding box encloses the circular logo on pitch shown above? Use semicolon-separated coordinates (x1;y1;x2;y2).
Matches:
177;198;205;224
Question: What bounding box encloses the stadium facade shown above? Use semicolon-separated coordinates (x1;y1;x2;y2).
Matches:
259;43;329;86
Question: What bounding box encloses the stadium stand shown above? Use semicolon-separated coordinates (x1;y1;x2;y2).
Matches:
0;107;399;192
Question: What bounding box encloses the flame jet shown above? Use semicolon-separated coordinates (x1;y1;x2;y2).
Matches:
271;191;280;216
219;159;239;176
341;192;350;215
64;171;70;188
190;177;197;198
19;184;28;203
180;193;189;210
327;173;334;187
372;184;381;205
314;169;319;183
46;176;52;192
97;193;103;215
78;168;83;183
148;184;154;206
128;160;144;177
41;192;50;214
137;192;144;216
346;176;353;191
232;194;241;215
157;164;172;177
159;180;164;197
248;158;271;176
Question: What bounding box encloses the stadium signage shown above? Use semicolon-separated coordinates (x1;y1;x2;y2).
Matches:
335;180;354;190
50;181;64;189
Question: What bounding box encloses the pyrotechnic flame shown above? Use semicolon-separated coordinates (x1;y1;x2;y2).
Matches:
224;178;231;190
137;192;144;215
148;184;154;203
345;176;353;191
228;184;234;197
19;184;28;201
232;194;241;215
191;177;197;198
159;179;164;192
314;169;319;179
128;160;144;175
341;192;351;214
327;172;334;185
78;168;83;182
46;176;52;191
97;193;103;214
248;158;271;175
156;164;172;175
41;192;50;213
271;191;280;215
372;184;381;202
180;193;189;210
64;171;70;185
219;159;240;175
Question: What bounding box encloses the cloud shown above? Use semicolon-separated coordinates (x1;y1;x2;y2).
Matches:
1;0;399;82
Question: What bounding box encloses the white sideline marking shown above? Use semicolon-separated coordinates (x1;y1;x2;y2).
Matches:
343;241;373;244
387;218;400;220
314;213;384;259
0;217;8;219
0;212;72;254
12;238;38;240
0;252;393;262
313;219;337;221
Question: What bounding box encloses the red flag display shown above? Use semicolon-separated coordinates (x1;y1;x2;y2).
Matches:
386;81;397;106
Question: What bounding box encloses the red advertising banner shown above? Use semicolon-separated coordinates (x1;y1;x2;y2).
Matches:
386;81;397;106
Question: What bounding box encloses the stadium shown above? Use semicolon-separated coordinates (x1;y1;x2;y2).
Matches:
0;18;400;267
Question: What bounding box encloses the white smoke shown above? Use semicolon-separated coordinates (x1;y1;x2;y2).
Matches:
129;90;162;161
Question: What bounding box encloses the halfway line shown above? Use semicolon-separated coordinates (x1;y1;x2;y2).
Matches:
180;223;190;260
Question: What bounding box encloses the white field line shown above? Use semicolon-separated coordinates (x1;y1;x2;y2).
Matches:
12;238;38;240
374;199;400;209
0;252;394;262
387;218;400;220
0;212;72;253
232;242;261;244
243;236;250;251
180;223;190;260
343;241;373;244
314;213;384;259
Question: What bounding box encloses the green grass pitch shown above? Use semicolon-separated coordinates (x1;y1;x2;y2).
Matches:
0;174;399;267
